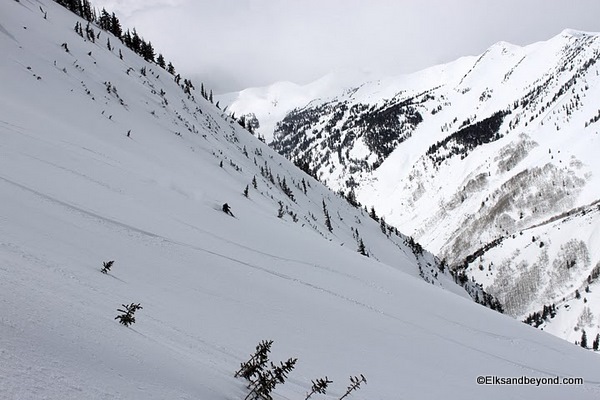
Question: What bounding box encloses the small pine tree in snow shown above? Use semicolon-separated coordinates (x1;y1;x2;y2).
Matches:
580;330;587;349
369;206;378;222
236;340;296;400
339;374;367;400
156;53;166;69
277;201;285;218
252;176;257;189
235;339;273;381
305;376;333;400
593;333;600;351
243;185;249;198
115;303;142;327
167;62;175;75
323;200;333;232
357;239;368;257
281;178;295;201
101;260;114;274
246;358;297;400
346;188;359;207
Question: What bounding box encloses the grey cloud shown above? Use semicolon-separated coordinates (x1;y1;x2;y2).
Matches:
94;0;600;93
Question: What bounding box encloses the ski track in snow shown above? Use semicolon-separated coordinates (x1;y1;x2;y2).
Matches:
0;22;17;42
173;217;396;296
3;174;597;387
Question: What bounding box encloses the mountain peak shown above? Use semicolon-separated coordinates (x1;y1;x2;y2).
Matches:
560;28;598;38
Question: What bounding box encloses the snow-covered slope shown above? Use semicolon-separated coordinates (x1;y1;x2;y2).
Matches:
225;29;600;345
464;199;600;343
1;1;600;399
218;69;377;143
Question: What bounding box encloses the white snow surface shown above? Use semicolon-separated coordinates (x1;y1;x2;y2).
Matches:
1;1;600;399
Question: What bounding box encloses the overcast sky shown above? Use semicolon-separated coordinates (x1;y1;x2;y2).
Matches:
93;0;600;94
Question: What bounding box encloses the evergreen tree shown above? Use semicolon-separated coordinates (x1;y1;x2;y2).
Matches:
131;28;141;53
346;188;359;207
305;376;333;400
122;29;132;48
101;260;114;274
581;330;588;348
339;374;367;400
85;22;94;42
380;216;386;235
167;61;175;75
115;303;143;327
110;12;122;38
245;358;297;400
235;339;273;381
243;185;249;198
593;333;599;351
156;54;166;69
74;21;83;37
209;89;214;104
357;239;367;257
322;200;333;232
140;40;154;62
252;176;257;189
369;206;378;222
82;0;94;21
280;177;294;201
99;8;111;31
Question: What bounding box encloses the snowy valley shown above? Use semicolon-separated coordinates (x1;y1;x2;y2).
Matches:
225;29;600;347
1;0;599;399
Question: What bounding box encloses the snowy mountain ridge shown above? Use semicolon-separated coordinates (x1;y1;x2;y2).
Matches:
224;29;600;346
2;1;600;399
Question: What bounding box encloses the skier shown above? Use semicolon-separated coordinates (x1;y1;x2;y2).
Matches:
222;203;234;217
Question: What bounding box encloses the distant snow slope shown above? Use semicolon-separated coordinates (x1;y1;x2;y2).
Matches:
225;28;600;346
218;68;377;142
1;1;600;399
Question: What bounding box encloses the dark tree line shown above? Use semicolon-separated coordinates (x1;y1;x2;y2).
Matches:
54;0;95;21
54;0;158;64
523;304;557;328
426;110;509;166
53;0;217;101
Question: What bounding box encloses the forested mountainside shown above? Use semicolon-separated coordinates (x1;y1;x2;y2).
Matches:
224;30;600;345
